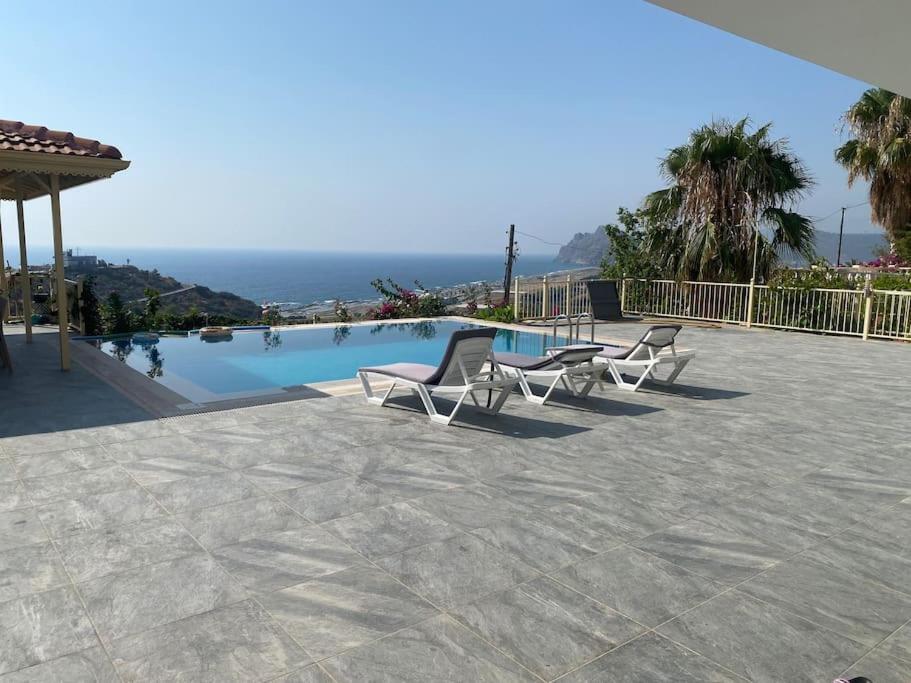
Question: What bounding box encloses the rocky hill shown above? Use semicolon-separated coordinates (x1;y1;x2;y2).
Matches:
556;227;887;267
66;262;262;320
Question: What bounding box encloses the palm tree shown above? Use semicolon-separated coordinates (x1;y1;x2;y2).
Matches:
642;118;816;281
835;88;911;257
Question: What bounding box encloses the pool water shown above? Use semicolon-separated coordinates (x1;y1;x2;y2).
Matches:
96;320;571;404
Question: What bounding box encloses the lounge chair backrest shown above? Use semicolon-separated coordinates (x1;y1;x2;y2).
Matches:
585;280;624;321
427;327;498;386
627;325;681;361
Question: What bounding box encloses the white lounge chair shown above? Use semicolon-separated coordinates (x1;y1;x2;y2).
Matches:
595;325;694;391
495;344;605;405
357;327;518;426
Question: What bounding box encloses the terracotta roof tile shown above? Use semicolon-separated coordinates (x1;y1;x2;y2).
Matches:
0;119;122;159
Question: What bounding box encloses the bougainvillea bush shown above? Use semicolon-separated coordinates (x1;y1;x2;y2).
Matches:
368;278;447;320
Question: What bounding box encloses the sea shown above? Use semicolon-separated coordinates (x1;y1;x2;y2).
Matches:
10;246;581;312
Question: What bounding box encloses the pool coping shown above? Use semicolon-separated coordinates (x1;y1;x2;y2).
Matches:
70;316;693;417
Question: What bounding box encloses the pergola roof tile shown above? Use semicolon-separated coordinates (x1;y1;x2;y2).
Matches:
0;119;122;160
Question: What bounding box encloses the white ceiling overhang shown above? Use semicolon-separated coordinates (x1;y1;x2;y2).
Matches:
647;0;910;96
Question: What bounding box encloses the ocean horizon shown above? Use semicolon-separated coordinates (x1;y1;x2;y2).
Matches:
9;246;580;306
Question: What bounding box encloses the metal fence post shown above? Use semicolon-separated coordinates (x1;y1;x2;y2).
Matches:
513;276;520;320
565;274;572;316
746;277;756;328
862;277;873;340
620;275;627;313
542;275;550;319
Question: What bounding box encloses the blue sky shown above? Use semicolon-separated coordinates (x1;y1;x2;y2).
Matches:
2;0;874;255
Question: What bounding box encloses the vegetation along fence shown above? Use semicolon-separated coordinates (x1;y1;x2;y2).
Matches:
513;274;911;341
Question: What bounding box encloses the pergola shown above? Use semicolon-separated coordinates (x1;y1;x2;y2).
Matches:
0;120;129;370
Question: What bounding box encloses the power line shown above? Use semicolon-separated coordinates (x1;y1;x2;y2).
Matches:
514;229;565;247
811;200;869;224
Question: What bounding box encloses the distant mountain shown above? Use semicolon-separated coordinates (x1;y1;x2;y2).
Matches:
65;262;263;320
556;228;887;267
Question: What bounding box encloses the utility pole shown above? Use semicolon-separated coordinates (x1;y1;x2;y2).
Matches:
836;207;846;267
503;224;517;304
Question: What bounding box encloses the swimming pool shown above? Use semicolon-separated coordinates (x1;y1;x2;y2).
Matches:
95;320;571;404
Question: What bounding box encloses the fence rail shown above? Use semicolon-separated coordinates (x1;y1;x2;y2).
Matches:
3;270;86;334
513;274;911;341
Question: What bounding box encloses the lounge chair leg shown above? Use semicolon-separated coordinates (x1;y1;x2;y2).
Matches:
650;358;690;386
359;372;386;405
415;384;440;420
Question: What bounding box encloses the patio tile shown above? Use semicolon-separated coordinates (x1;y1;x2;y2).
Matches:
120;454;228;486
84;420;175;444
0;586;98;674
145;470;260;513
101;434;207;463
109;599;309;682
546;492;688;542
241;460;347;492
658;591;867;682
551;545;723;627
842;501;911;560
375;533;537;609
322;614;536;682
487;467;610;507
177;495;306;550
803;465;911;511
843;648;911;683
311;441;417;477
558;632;741;682
204;436;299;469
323;501;459;559
11;446;112;479
36;486;167;538
0;646;118;682
0;542;68;601
0;430;99;457
633;518;787;585
799;529;911;595
0;508;48;550
361;460;475;499
410;483;534;531
259;565;438;659
0;481;36;512
738;556;911;647
450;576;643;679
211;525;364;593
878;622;911;663
55;518;201;583
468;508;621;572
272;664;335;682
0;459;17;482
277;475;401;523
79;553;246;643
22;465;136;505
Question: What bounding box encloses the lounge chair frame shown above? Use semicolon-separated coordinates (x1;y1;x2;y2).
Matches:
499;345;605;405
358;329;517;426
596;325;694;391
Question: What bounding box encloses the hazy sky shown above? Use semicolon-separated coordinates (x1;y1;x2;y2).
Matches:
2;0;875;256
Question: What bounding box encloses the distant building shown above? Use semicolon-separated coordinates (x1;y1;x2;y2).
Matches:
62;249;97;270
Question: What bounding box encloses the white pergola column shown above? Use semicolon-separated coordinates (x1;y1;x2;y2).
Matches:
15;184;33;343
50;174;70;371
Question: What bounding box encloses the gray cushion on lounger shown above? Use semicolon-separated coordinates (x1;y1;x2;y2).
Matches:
597;345;633;360
358;362;438;383
495;352;555;371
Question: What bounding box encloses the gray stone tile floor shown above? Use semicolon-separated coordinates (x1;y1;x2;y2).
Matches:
1;322;910;681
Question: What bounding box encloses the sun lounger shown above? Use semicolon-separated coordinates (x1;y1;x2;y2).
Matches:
357;327;518;425
595;324;694;391
495;344;604;405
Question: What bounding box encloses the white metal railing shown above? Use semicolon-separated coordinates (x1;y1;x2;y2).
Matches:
513;274;911;341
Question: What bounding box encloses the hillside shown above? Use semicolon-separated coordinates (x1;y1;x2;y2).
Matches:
66;263;263;320
556;228;888;268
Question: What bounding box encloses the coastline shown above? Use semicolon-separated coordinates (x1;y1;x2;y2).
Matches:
271;265;601;319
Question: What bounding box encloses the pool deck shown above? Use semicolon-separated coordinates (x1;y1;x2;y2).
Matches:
0;321;909;681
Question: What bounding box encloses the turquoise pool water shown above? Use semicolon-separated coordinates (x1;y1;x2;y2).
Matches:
96;320;570;404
